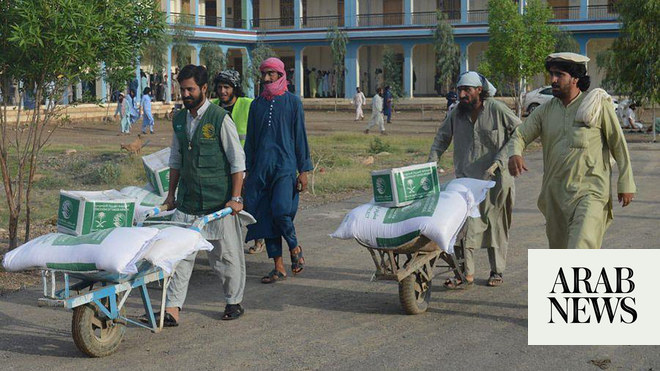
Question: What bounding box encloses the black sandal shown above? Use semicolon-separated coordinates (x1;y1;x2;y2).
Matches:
140;311;179;327
488;272;503;287
261;269;287;284
290;246;305;275
222;304;245;320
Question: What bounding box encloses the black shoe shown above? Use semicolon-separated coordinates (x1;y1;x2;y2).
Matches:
222;304;244;320
139;311;178;327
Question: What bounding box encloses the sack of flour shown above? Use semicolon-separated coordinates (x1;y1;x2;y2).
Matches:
2;227;159;274
330;178;494;253
142;226;213;274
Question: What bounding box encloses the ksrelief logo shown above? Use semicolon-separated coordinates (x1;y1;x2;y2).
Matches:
202;123;215;139
376;178;386;195
61;200;73;220
420;176;431;191
113;214;125;227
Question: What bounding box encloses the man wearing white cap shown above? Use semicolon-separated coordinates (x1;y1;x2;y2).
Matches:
429;71;520;288
507;52;636;249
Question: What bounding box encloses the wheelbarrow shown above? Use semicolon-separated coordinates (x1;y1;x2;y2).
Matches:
36;206;233;357
356;227;468;315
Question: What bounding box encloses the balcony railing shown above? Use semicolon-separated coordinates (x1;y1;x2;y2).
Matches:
588;5;619;20
357;12;404;27
302;15;342;29
411;11;461;25
467;9;488;24
550;6;580;20
167;6;619;32
252;17;295;30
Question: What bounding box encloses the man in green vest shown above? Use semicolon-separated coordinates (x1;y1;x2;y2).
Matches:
162;64;247;325
211;69;265;254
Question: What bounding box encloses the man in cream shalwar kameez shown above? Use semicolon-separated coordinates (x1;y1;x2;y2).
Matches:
507;52;636;249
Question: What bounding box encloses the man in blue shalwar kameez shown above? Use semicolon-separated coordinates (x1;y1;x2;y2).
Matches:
243;57;313;284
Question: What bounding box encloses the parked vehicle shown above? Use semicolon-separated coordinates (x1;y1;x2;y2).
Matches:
522;86;553;116
523;86;619;116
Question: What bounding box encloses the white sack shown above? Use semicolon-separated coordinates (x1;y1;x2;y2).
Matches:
2;227;159;274
142;226;213;274
330;178;495;253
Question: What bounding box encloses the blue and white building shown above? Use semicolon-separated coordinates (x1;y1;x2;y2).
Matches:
154;0;621;101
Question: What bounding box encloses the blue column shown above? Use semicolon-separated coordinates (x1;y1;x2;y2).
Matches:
195;44;201;65
577;37;588;55
458;41;469;73
404;0;413;25
194;0;199;25
220;0;226;28
402;44;413;98
244;0;253;30
345;0;357;28
136;60;142;99
99;62;107;103
166;45;172;103
294;0;302;29
344;42;359;98
580;0;589;20
243;47;255;97
294;46;304;98
166;0;171;23
461;0;468;24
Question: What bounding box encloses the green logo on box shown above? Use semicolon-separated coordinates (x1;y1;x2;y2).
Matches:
58;196;79;230
372;175;393;202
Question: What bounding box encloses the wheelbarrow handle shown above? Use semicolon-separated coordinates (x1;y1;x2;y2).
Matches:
190;207;233;232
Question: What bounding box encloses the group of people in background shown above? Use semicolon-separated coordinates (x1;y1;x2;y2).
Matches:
306;68;342;98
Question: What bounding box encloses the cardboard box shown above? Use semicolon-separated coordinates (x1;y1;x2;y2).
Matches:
57;190;137;236
371;162;440;207
142;148;170;196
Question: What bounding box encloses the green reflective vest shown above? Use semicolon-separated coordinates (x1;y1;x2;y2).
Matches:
173;104;231;215
210;96;253;146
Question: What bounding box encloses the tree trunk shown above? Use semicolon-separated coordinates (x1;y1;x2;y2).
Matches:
8;212;18;250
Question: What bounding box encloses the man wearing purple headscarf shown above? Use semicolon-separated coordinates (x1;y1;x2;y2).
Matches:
243;57;313;284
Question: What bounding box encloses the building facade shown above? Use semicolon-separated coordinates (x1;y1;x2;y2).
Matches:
150;0;621;101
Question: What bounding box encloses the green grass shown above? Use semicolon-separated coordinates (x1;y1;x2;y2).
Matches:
307;132;453;194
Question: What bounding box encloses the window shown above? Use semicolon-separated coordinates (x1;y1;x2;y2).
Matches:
540;88;553;95
438;0;461;20
281;0;294;26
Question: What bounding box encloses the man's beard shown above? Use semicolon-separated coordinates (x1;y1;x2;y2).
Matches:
551;83;568;99
221;93;235;106
457;96;478;113
183;93;203;110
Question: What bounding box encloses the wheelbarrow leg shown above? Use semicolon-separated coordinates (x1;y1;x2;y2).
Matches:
139;283;157;332
158;275;171;331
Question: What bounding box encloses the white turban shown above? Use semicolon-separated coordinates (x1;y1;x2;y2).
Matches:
457;71;497;97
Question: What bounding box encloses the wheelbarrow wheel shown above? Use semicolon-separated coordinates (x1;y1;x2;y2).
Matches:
71;302;125;357
399;271;432;315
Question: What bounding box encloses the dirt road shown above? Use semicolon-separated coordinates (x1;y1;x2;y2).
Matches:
1;112;659;369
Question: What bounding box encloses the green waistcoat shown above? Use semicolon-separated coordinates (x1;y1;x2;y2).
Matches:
210;96;253;146
173;104;231;215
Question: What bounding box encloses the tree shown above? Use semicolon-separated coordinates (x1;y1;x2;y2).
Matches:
0;0;166;249
554;29;580;53
172;16;195;69
382;46;403;99
433;10;460;94
247;42;277;96
327;26;348;111
597;0;659;140
199;43;227;98
485;0;556;116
